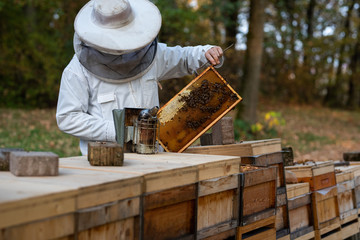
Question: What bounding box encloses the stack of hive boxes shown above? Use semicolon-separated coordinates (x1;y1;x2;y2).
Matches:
286;162;341;240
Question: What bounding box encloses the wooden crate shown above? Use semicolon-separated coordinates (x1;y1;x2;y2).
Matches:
237;215;276;240
276;187;290;239
185;138;282;156
286;183;315;240
239;165;277;226
285;162;336;192
197;174;239;239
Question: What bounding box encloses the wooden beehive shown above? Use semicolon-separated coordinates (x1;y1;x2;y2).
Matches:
197;174;239;239
285;161;336;191
286;183;315;240
239;165;277;226
185;138;282;156
157;66;242;153
241;151;290;239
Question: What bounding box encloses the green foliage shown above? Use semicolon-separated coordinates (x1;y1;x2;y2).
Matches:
234;111;286;141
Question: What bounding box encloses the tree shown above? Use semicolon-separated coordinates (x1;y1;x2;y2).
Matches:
240;0;267;124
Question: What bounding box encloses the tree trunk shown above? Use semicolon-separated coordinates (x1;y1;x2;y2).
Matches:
325;0;355;106
347;6;360;108
240;0;267;124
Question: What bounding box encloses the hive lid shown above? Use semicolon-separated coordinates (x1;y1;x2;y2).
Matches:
157;66;242;152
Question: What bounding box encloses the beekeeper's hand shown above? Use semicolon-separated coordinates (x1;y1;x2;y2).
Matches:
205;46;223;66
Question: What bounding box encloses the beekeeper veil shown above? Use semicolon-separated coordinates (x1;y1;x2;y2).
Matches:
73;0;162;83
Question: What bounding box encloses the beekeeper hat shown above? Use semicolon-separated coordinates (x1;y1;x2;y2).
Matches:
74;0;162;55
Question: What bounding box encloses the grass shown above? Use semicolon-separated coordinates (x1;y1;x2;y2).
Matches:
0;108;80;157
1;100;360;160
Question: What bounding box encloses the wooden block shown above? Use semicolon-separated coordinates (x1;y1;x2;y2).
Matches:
185;138;282;156
200;133;213;146
10;151;58;176
344;152;360;161
286;183;310;199
285;162;336;191
88;142;124;166
142;184;197;240
237;215;276;240
211;117;235;145
197;175;238;239
240;166;277;226
0;148;24;171
312;186;340;230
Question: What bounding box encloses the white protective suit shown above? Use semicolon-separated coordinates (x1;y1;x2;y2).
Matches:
56;42;220;155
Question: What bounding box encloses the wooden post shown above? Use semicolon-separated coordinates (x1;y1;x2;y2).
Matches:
88;142;124;166
212;117;235;145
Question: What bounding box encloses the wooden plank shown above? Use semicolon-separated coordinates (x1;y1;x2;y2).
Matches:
288;193;311;211
277;234;290;240
237;215;276;240
291;227;315;240
336;171;354;184
197;220;237;239
201;228;236;240
241;151;284;166
144;184;196;210
143;200;196;240
341;217;359;239
78;217;138;240
286;183;310;199
285;161;334;178
0;177;77;229
241;166;277;187
197;189;237;231
314;222;341;240
0;213;74;240
198;174;238;197
185;139;282;156
77;197;140;231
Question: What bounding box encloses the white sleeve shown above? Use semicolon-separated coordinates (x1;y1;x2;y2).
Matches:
56;66;116;142
155;43;224;81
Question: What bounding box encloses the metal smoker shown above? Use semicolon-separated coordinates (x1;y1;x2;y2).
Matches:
112;106;160;154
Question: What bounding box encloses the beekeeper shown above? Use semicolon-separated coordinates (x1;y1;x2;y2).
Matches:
56;0;224;155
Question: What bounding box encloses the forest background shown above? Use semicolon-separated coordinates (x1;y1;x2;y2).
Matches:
1;0;360;159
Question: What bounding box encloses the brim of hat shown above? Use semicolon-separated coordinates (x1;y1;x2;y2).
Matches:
74;0;161;54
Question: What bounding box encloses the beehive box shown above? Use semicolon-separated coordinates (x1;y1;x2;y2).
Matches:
241;152;290;239
285;161;336;191
312;186;341;239
157;65;242;153
185;138;282;156
239;165;277;226
286;183;315;240
197;174;239;239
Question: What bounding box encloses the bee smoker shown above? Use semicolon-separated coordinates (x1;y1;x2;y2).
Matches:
112;106;160;154
133;106;160;154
